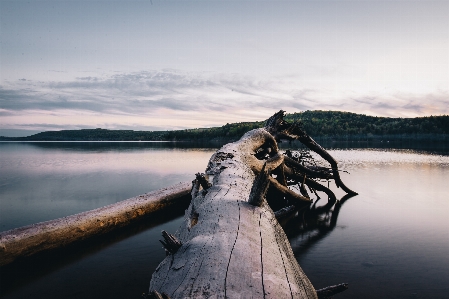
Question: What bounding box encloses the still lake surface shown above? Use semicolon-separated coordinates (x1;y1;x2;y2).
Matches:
0;141;448;299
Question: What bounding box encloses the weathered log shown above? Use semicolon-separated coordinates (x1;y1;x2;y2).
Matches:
0;182;191;266
149;129;318;298
149;111;353;298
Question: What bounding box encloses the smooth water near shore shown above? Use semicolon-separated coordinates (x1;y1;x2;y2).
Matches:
1;142;448;299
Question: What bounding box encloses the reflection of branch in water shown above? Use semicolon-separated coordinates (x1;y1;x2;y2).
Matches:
272;193;355;298
281;193;357;257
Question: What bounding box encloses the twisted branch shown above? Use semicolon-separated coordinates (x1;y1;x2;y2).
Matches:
265;110;357;195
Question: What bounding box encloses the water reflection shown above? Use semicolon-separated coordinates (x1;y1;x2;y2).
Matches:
0;143;215;230
2;141;225;152
284;193;357;257
1;143;448;299
279;139;449;155
2;138;448;154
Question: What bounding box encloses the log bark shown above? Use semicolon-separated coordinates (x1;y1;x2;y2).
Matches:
0;182;191;266
149;111;353;298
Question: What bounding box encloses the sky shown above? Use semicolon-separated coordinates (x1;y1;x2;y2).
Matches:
0;0;448;137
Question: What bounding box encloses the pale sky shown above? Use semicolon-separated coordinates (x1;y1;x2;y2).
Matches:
1;0;448;136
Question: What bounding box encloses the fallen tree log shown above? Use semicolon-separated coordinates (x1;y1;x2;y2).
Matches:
149;111;353;299
0;182;191;266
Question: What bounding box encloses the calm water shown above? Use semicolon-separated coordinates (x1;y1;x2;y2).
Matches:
0;142;448;299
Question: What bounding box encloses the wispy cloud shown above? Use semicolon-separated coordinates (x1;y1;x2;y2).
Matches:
1;69;448;136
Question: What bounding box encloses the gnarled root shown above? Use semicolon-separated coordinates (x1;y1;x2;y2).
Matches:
265;110;357;196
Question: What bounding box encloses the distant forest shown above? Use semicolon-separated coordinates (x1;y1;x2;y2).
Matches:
1;110;448;142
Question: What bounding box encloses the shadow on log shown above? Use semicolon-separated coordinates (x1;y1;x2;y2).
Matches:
149;111;355;299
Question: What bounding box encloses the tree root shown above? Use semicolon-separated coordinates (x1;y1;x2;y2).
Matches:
265;110;358;195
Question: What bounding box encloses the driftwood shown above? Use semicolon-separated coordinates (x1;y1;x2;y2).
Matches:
148;111;354;299
0;182;191;266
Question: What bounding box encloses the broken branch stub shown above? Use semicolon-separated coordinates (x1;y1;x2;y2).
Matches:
316;283;349;299
149;110;354;298
144;290;171;299
159;230;182;255
195;173;212;191
248;162;270;207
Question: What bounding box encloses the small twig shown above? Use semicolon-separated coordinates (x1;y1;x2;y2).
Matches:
159;230;182;255
284;155;333;180
145;290;171;299
284;164;336;202
268;176;311;205
316;283;349;298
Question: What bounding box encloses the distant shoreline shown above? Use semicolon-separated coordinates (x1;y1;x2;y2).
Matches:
1;134;448;141
1;110;448;142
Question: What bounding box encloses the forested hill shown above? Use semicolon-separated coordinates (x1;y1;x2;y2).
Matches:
1;110;448;141
286;110;449;136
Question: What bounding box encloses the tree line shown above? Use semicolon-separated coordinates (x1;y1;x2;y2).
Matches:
1;110;448;141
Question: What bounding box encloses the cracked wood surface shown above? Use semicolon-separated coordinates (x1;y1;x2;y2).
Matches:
149;129;317;299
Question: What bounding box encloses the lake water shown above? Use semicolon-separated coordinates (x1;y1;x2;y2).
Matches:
0;142;448;299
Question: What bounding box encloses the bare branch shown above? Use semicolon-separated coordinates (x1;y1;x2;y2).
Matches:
268;176;312;205
284;155;333;180
159;230;182;255
284;164;337;202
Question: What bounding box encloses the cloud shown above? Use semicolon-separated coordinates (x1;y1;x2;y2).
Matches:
1;69;448;134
